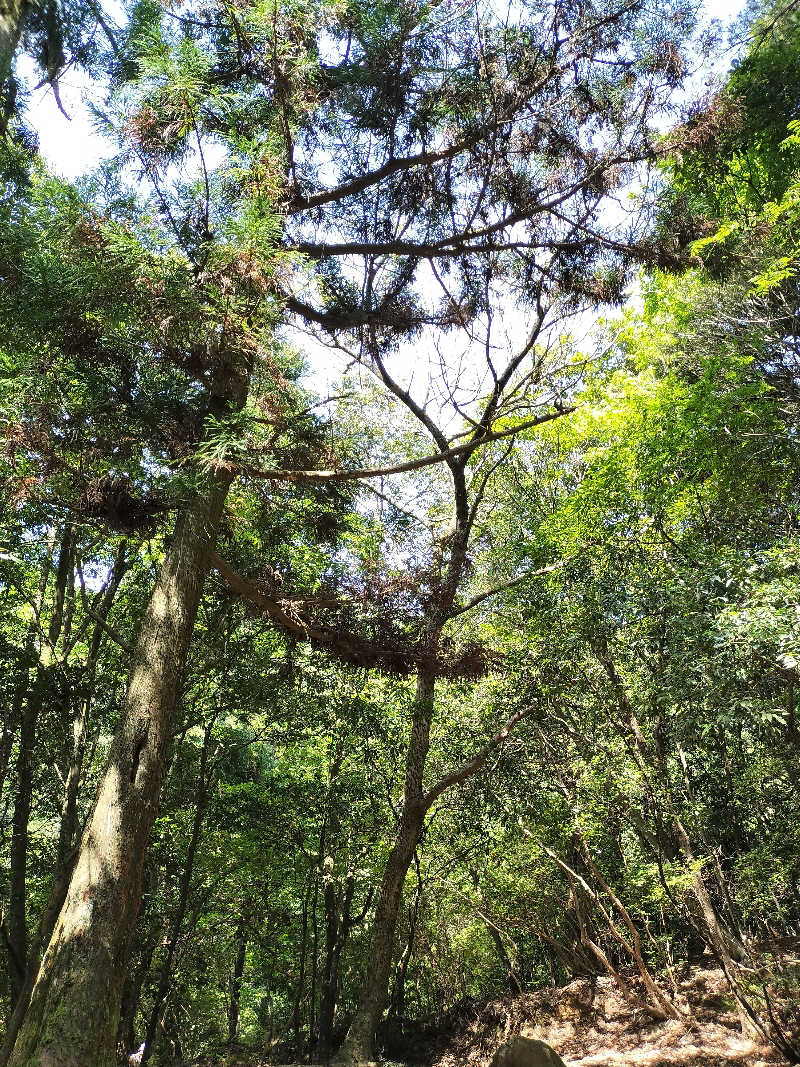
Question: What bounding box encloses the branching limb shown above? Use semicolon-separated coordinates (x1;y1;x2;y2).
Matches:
423;704;535;811
449;559;569;620
238;405;575;483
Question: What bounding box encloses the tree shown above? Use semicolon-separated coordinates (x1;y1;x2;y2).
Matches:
0;0;742;1058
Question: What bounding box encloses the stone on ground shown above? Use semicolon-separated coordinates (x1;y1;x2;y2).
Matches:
489;1035;567;1067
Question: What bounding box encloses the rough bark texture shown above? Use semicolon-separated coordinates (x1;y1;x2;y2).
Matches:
0;0;30;87
0;852;76;1067
7;475;233;1067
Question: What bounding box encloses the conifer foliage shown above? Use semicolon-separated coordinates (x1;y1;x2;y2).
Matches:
1;0;799;1065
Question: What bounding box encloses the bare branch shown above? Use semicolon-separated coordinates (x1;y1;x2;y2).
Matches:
239;405;574;483
423;704;535;810
449;559;568;620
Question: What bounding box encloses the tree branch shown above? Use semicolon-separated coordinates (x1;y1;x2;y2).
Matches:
209;553;421;674
239;405;574;483
449;559;568;620
423;704;534;810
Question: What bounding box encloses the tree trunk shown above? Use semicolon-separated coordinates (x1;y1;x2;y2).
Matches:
141;722;212;1063
317;747;349;1064
671;816;747;966
596;646;748;966
227;915;248;1045
318;870;354;1063
389;864;423;1017
0;538;54;816
317;859;340;1064
116;901;159;1065
466;869;521;997
293;873;313;1051
7;474;234;1067
0;0;30;89
333;667;435;1065
486;922;523;996
8;526;72;1009
0;851;77;1067
57;545;128;874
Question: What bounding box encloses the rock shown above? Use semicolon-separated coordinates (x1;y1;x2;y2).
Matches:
489;1035;568;1067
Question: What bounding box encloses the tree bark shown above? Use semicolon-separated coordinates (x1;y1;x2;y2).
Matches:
317;858;341;1063
0;0;30;90
227;915;248;1045
333;599;527;1061
333;667;435;1064
7;473;235;1067
0;851;77;1067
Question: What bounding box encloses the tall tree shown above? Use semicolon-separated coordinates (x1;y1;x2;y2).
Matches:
3;0;701;1057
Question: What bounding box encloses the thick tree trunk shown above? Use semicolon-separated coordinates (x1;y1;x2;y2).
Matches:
8;527;72;1009
333;668;435;1065
0;852;77;1067
7;474;234;1067
0;0;30;89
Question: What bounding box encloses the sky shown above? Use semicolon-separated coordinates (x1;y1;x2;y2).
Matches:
22;0;749;182
13;0;753;481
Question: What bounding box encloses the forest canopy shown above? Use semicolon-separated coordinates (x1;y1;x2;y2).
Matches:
1;0;800;1065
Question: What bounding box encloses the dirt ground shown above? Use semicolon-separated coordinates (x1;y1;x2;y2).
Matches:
186;956;799;1067
423;966;790;1067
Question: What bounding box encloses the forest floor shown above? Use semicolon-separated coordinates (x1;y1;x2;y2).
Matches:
413;962;788;1067
196;959;794;1067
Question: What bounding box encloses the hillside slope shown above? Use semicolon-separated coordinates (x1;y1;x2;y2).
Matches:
415;965;789;1067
